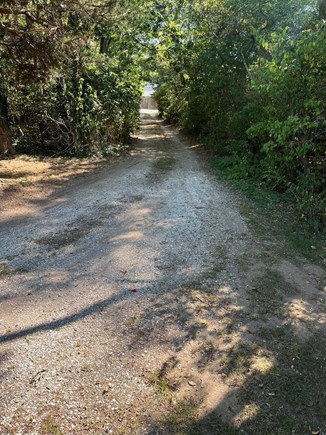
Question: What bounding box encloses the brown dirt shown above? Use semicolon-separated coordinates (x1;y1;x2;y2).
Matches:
0;111;325;434
0;156;107;220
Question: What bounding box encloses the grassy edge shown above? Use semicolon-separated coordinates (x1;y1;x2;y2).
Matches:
212;163;325;265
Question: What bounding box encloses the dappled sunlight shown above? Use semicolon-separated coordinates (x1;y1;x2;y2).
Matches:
2;188;324;433
42;271;71;285
140;109;159;116
136;257;325;433
218;285;232;294
1;106;324;434
1;167;224;345
250;354;275;375
1;0;324;429
233;403;260;426
129;207;152;218
188;143;203;149
138;134;162;140
0;157;107;222
110;230;143;242
286;298;326;327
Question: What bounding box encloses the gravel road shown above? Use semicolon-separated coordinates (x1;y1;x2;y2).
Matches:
0;110;276;433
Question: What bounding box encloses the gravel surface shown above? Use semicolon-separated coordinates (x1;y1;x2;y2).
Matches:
1;110;323;434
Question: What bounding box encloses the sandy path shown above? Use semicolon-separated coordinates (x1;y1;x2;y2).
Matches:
0;110;324;434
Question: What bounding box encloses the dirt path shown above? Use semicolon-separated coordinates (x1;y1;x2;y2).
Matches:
0;110;325;434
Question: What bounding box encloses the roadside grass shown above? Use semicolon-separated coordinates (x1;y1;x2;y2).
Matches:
165;398;238;435
164;239;325;433
217;269;325;433
249;269;299;316
153;279;325;434
150;371;172;397
146;146;326;434
41;417;63;435
237;327;326;434
228;268;326;432
212;164;325;265
204;262;225;278
177;286;219;306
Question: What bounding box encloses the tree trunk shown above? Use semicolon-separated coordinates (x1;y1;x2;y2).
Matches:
319;0;326;19
0;88;15;155
0;117;15;155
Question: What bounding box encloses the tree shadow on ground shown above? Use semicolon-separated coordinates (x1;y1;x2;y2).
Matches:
139;273;326;434
0;113;325;434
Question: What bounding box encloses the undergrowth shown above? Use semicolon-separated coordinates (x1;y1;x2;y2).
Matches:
213;157;325;264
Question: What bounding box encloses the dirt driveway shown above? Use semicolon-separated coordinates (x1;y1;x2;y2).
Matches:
0;110;325;434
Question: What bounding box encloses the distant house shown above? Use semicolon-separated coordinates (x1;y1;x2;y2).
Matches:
141;83;158;109
141;95;158;109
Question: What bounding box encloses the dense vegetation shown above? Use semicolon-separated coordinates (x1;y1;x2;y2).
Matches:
1;0;325;226
153;0;326;227
0;0;151;157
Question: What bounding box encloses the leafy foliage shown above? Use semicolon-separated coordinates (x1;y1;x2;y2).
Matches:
0;0;147;156
1;0;325;226
153;0;325;228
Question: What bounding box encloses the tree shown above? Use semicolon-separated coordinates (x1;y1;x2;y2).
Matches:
0;0;150;155
319;0;326;18
153;0;325;226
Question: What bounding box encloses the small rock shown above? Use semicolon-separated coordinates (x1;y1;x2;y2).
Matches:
188;380;196;387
